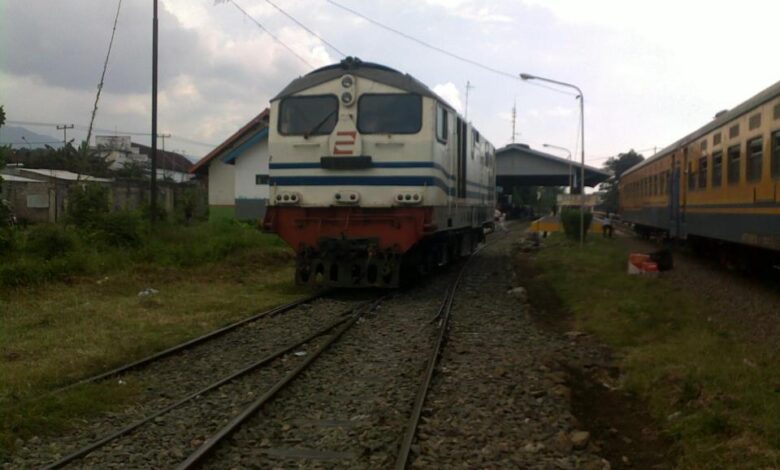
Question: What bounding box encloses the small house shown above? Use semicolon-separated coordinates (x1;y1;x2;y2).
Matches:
190;109;269;222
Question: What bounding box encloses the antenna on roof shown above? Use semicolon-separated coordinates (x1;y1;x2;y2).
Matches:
510;99;519;143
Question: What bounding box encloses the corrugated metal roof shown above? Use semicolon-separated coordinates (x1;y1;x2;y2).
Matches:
19;169;113;182
496;144;610;176
624;79;780;176
0;174;44;183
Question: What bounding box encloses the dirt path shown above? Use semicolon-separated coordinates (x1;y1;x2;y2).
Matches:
513;236;675;469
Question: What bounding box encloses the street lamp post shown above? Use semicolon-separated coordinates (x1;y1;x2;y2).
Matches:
520;73;586;247
543;143;573;192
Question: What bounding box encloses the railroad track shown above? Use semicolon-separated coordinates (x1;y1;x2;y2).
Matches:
19;242;491;469
45;292;326;398
42;297;385;469
192;250;482;469
395;242;481;470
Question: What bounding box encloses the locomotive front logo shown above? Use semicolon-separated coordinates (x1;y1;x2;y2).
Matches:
332;131;357;155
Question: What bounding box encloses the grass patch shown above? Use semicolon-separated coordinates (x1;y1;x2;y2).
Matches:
0;222;310;458
520;235;780;468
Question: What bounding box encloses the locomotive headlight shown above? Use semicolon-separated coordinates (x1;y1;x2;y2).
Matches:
395;192;423;205
341;91;353;105
334;190;360;204
275;191;300;205
341;75;354;88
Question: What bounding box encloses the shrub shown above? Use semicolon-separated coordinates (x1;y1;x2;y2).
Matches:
67;183;109;228
96;211;144;247
560;208;593;240
0;253;91;287
25;224;78;260
0;227;17;255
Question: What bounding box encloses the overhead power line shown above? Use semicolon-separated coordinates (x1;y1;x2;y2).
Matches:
218;0;314;69
325;0;576;98
261;0;345;57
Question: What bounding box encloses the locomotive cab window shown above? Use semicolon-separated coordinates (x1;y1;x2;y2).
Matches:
436;105;448;143
278;95;338;136
357;94;422;134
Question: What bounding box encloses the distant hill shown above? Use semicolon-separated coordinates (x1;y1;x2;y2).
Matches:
0;126;63;149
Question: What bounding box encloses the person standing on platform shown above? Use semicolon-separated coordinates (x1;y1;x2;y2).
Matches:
602;213;614;238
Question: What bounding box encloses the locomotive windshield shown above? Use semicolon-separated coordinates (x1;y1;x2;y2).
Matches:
278;95;338;135
357;94;422;134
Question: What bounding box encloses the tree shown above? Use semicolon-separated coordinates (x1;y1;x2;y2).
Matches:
600;150;644;213
8;141;111;177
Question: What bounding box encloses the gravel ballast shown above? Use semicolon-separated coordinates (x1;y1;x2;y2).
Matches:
411;232;609;469
5;295;368;468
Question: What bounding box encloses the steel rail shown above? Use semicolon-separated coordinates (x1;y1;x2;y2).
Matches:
45;292;325;397
395;245;483;470
175;297;385;469
42;297;364;470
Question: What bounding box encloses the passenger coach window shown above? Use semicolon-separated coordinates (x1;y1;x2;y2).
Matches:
712;151;723;187
749;114;762;131
727;145;741;184
772;131;780;178
357;94;422;134
698;157;707;189
278;95;338;136
436;105;448;143
747;137;763;181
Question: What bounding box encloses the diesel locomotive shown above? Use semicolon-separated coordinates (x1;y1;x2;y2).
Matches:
263;58;496;287
620;80;780;265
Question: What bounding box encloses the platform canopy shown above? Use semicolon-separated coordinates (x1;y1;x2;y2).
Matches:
495;143;611;189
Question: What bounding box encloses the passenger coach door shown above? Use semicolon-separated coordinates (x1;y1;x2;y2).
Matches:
456;118;466;199
669;157;680;238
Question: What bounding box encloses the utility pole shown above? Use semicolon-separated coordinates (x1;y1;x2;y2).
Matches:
56;124;74;145
150;0;159;224
464;81;474;122
158;133;171;152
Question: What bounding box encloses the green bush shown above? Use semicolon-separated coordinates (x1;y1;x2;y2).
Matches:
0;253;91;287
25;224;78;260
67;183;109;228
96;211;144;248
0;228;17;255
560;208;593;240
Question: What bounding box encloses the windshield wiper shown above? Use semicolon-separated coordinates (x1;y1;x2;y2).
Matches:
303;109;337;138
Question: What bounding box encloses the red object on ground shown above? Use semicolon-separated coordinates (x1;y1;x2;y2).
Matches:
641;261;659;272
629;253;650;267
263;206;434;253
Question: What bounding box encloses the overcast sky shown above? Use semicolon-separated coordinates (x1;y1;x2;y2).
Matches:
1;0;779;164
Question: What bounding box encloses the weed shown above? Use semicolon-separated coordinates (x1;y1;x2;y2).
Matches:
522;235;780;467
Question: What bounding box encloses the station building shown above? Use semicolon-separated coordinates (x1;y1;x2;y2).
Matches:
190;109;270;222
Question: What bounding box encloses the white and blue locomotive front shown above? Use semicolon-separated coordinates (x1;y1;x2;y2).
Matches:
263;58;495;287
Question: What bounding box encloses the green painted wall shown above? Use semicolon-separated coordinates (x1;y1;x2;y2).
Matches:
208;205;235;222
